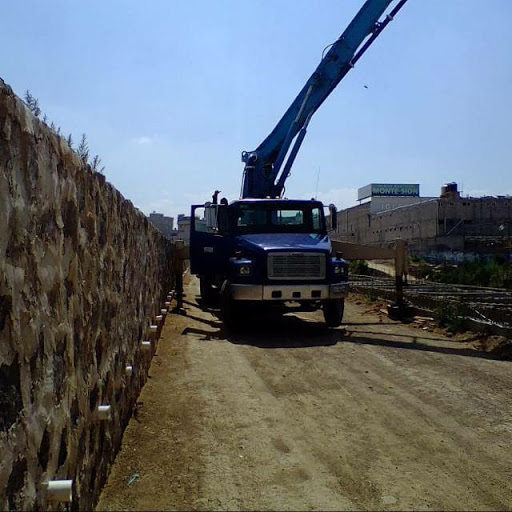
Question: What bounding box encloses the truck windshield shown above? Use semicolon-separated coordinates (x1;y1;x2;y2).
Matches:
235;203;325;235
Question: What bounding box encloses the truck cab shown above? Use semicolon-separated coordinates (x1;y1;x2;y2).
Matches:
190;198;349;328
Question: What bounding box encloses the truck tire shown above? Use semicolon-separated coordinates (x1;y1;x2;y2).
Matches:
220;280;241;330
323;298;344;327
199;275;215;303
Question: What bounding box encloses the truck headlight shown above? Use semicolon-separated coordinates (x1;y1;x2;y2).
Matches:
238;264;252;276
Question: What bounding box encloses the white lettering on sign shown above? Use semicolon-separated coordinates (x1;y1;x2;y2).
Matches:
371;184;419;196
358;183;420;201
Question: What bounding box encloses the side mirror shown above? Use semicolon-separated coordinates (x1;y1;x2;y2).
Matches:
329;204;337;230
205;202;218;229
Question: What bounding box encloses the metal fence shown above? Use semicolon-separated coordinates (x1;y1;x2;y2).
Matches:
350;275;512;331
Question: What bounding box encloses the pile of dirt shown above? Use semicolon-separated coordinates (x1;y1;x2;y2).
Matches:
470;334;512;360
448;331;512;360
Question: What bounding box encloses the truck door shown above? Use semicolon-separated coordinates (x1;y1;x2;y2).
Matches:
189;203;232;278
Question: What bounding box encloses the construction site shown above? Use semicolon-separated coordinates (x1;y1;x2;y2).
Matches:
1;0;512;511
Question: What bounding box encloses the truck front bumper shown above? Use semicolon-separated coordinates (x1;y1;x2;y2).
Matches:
231;282;349;301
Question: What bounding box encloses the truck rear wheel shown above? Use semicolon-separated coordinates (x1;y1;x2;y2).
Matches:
220;280;241;330
323;298;344;327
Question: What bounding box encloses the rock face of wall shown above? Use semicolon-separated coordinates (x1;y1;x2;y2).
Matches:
0;78;174;510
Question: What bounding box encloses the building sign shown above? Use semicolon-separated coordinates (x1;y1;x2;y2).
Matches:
358;183;420;201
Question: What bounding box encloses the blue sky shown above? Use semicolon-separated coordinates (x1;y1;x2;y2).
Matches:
2;0;512;221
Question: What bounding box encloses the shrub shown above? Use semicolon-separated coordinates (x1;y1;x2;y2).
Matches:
350;259;371;275
430;260;512;289
433;300;467;333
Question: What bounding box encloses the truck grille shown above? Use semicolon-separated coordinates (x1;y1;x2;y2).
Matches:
267;252;326;280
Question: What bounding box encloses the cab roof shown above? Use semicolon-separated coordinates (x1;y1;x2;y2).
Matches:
231;198;324;206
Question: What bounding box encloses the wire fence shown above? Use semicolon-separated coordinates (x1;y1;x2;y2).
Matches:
350;275;512;331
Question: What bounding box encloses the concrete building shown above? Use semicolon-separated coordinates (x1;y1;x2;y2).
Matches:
149;213;205;246
177;214;192;245
148;212;174;239
334;183;512;261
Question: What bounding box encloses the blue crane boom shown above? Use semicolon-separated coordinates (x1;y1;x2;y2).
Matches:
241;0;408;199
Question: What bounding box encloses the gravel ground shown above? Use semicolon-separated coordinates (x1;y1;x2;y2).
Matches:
96;275;512;511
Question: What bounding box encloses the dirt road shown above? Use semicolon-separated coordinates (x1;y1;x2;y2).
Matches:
97;276;512;511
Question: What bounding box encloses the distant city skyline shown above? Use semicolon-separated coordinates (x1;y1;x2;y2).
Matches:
2;0;511;220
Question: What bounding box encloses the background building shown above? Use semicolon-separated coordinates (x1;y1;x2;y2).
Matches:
334;183;512;261
176;214;192;245
148;212;174;239
148;212;196;245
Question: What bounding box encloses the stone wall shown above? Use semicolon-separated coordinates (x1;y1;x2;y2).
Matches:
0;78;175;510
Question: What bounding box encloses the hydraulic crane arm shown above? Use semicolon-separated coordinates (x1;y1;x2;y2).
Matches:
241;0;408;199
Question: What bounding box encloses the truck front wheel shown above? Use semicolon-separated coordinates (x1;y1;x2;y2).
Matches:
323;298;344;327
